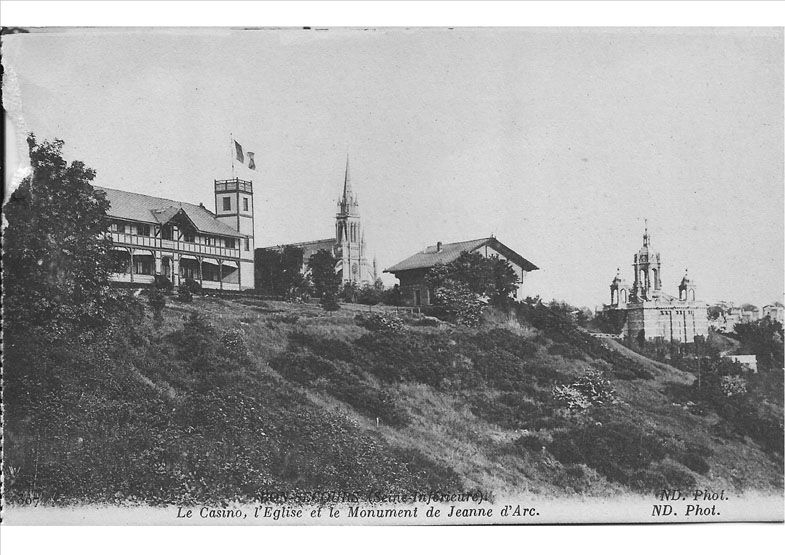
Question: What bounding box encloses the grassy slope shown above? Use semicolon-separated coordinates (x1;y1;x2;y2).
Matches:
180;297;782;497
5;295;782;504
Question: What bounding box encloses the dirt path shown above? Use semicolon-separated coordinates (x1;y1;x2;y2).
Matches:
598;337;695;386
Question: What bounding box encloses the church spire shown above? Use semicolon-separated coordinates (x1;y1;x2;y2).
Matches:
643;218;650;247
342;154;353;204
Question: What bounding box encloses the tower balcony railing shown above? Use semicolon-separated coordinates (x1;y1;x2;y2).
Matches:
215;178;253;194
109;231;241;259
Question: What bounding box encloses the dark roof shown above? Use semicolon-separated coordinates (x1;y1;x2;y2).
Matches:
384;237;539;274
260;238;337;259
96;186;245;238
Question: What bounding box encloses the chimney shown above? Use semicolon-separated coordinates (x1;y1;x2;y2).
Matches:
436;241;443;252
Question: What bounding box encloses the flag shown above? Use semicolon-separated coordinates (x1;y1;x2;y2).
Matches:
234;140;244;163
247;152;256;170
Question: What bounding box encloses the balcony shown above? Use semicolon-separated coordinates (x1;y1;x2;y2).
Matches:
214;178;253;194
109;232;241;259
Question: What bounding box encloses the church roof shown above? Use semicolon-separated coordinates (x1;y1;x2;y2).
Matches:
384;237;539;274
263;238;336;252
96;186;246;237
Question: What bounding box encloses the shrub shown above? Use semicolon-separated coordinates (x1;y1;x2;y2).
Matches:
651;460;698;491
356;331;459;387
514;433;548;452
177;283;193;303
680;452;711;475
548;420;668;490
428;282;485;327
154;275;174;292
552;369;617;412
221;329;248;361
357;283;384;306
184;277;202;295
720;375;748;397
148;290;167;324
355;313;404;333
554;464;596;493
320;290;341;312
269;352;410;427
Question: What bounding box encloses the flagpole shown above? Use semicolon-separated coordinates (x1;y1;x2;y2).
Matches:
230;133;236;179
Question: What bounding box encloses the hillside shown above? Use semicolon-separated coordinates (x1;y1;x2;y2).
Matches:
4;295;783;505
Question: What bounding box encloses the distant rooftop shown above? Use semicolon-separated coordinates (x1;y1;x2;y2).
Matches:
385;237;539;274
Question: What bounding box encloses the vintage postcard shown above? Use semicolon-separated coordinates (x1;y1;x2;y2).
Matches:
2;24;783;528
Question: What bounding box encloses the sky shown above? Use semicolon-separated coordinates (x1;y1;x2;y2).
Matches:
3;27;783;309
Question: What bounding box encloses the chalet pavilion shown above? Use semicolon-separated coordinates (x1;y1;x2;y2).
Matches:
100;178;255;290
384;237;539;307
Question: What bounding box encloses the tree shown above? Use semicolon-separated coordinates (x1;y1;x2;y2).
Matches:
254;245;307;299
308;249;341;311
733;317;784;371
423;251;519;325
4;135;119;338
357;279;386;306
426;251;519;305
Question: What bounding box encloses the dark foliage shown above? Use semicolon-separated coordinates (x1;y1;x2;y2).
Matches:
154;275;174;292
357;280;386;305
148;290;167;324
309;249;341;311
5;307;469;504
516;300;653;380
3;135;117;339
355;313;405;333
177;283;193;302
254;246;308;300
270;352;410;427
733;317;784;371
184;277;202;295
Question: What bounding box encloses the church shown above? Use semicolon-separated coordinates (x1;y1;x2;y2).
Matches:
260;157;376;285
606;224;708;343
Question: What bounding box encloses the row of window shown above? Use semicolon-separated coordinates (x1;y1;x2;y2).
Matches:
125;264;229;281
222;196;251;212
111;222;249;250
111;223;151;236
659;310;694;316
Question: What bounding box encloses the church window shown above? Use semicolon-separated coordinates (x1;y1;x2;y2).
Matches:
244;238;250;251
223;197;231;211
690;290;696;301
243;198;249;211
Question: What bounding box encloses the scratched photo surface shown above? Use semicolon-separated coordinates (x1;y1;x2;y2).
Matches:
2;26;783;525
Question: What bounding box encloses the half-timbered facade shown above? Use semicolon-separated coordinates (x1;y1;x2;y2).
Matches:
99;178;255;291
